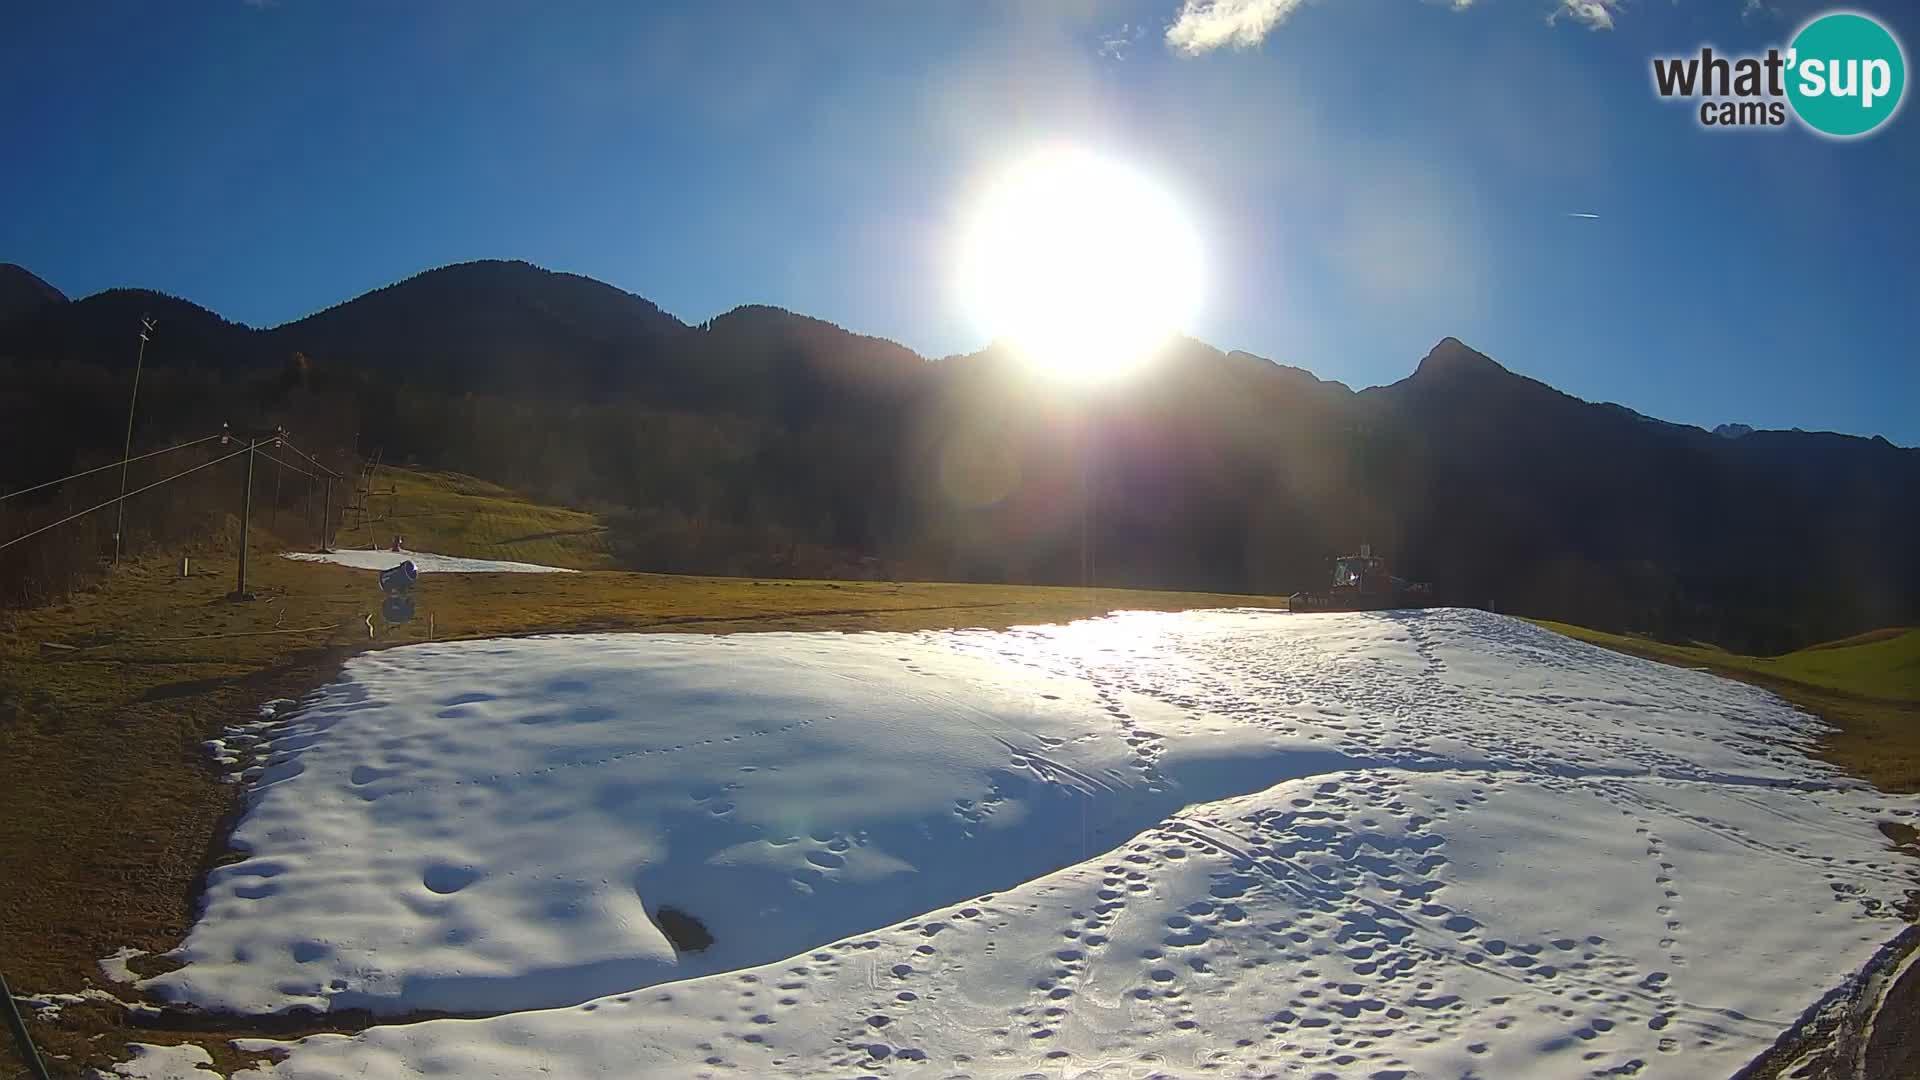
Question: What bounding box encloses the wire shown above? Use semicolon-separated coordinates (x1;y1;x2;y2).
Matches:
0;444;251;553
273;437;323;471
254;449;317;480
0;434;223;503
273;438;344;479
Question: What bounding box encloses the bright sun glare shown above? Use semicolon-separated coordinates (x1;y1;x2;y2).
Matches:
957;148;1205;381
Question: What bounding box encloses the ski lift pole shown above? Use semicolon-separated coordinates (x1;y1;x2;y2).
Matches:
113;316;155;564
224;425;285;600
0;972;54;1080
235;438;256;599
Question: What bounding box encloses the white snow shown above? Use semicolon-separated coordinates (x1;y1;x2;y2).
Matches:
94;1043;216;1079
136;608;1915;1079
149;628;1327;1016
14;988;124;1022
283;548;576;573
98;945;145;984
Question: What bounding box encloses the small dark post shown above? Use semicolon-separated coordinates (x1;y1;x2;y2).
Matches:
1;972;54;1080
322;477;334;552
233;438;257;600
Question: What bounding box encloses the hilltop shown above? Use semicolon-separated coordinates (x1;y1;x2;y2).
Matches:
2;259;1914;653
0;263;65;322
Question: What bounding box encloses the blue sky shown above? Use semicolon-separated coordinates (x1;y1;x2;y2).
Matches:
4;1;1915;442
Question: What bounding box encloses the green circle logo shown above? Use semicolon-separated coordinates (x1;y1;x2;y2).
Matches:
1786;11;1906;138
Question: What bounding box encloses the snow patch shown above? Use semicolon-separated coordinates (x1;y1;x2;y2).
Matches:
148;630;1333;1015
98;945;145;985
13;987;124;1022
238;771;1913;1080
283;549;576;573
94;1043;216;1079
147;609;1918;1078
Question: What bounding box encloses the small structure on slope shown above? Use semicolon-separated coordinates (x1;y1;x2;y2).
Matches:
1290;544;1438;613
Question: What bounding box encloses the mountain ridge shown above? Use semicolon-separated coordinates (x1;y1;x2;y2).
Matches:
1;257;1911;652
1;257;1901;447
0;263;67;323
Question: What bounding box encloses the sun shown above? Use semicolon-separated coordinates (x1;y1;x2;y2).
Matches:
956;147;1205;381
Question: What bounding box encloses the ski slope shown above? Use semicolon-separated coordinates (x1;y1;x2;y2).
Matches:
139;609;1915;1079
283;548;576;573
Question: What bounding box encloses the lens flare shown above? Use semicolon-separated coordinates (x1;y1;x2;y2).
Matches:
956;148;1205;382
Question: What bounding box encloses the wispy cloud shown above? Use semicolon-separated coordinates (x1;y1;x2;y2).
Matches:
1099;22;1148;61
1165;0;1314;55
1166;0;1638;54
1549;0;1622;30
1568;212;1601;219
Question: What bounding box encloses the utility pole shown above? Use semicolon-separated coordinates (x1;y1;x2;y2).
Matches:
321;476;334;552
1079;408;1095;593
234;436;257;600
268;455;282;533
1;972;53;1080
113;315;154;564
225;425;284;601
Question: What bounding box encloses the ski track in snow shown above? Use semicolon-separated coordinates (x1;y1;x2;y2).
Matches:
282;549;576;573
131;608;1915;1079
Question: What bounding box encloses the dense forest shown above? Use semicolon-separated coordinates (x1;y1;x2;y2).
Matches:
2;259;1914;654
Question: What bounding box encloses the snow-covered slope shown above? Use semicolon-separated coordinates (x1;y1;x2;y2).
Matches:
152;630;1330;1015
283;548;576;573
145;609;1915;1079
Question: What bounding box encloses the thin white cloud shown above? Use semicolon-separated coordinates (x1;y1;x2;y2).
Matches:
1550;0;1622;30
1165;0;1314;55
1166;0;1640;54
1099;22;1147;60
1568;212;1601;219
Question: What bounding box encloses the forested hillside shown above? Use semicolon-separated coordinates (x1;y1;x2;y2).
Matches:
3;259;1913;653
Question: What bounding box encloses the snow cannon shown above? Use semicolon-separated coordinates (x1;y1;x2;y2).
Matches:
378;560;418;596
382;593;417;625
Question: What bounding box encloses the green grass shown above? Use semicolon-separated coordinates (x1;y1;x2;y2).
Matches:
1767;629;1920;701
1529;619;1920;793
331;466;613;569
1528;621;1920;702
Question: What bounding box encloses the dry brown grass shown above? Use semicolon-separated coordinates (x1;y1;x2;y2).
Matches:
328;466;613;570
